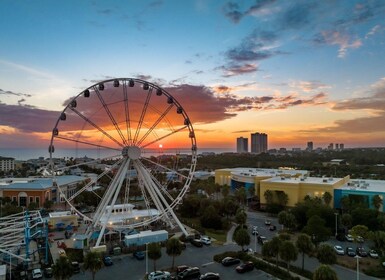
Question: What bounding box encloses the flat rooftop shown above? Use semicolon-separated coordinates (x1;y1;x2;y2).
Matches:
263;176;344;185
339;179;385;193
218;167;309;177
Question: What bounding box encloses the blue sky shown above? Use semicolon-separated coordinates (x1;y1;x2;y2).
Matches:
0;0;384;149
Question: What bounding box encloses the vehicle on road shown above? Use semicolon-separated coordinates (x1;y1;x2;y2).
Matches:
334;245;345;255
177;267;200;279
269;225;276;231
148;271;171;280
134;251;145;260
32;268;43;279
345;234;354;242
356;247;368;257
72;261;80;273
258;235;268;245
176;265;189;274
235;261;254;273
103;256;113;266
264;220;271;225
201;237;211;245
199;272;220;280
221;257;240;266
190;239;203;247
346;247;356;257
44;267;53;278
369;250;379;258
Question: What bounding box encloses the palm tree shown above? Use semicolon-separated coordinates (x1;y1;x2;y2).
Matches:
322;192;332;207
372;195;383;211
276;191;289;207
313;264;338;280
83;251;103;280
264;190;273;205
295;233;314;271
316;244;336;265
166;238;182;269
262;236;281;266
148;242;162;271
233;228;250;251
279;241;298;272
52;256;73;280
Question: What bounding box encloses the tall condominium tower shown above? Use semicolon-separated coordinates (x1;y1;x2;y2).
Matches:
236;137;248;153
251;132;268;154
307;141;313;151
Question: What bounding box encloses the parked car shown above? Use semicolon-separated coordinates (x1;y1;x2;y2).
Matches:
134;251;145;260
269;225;277;231
356;247;368;257
199;272;220;280
252;229;259;235
44;267;53;278
252;225;258;230
265;220;271;225
201;237;211;245
103;256;113;266
148;271;171;280
32;268;43;279
176;265;189;274
177;267;200;279
235;261;254;273
346;247;356;257
221;257;240;266
345;234;354;242
190;239;203;247
357;236;364;243
369;250;379;258
258;235;268;245
334;245;345;255
72;261;80;273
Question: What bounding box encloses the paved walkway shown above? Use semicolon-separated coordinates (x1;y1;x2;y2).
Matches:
224;222;237;245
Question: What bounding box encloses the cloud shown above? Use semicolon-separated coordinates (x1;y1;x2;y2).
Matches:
290;80;330;92
222;0;276;23
279;2;315;29
365;24;382;39
220;63;259;77
232;130;253;133
313;30;362;58
0;88;31;98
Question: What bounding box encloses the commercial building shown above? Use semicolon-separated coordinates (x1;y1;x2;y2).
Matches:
251;132;268;154
236;137;248;153
0;156;15;172
307;142;313;151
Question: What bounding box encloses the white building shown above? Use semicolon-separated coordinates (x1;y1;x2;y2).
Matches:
0;156;15;172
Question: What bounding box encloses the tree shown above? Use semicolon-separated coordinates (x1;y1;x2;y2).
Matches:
200;205;222;230
372;195;383;211
316;244;336;265
340;196;351;213
233;228;250;251
313;264;338;280
235;208;247;225
322;192;332;207
340;213;352;232
166;238;182;269
221;185;230;198
296;233;314;271
148;242;162;271
264;190;273;205
223;197;238;218
83;251;103;280
279;241;298;272
372;231;385;255
350;224;369;241
235;187;247;205
278;211;296;230
276;191;289;207
52;256;73;280
262;236;281;266
303;215;331;245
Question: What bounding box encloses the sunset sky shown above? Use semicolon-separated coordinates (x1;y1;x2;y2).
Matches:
0;0;384;151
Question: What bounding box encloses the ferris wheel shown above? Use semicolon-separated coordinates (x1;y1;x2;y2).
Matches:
49;78;197;245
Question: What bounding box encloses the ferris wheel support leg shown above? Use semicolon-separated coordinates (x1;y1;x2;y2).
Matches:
135;161;188;236
95;159;130;247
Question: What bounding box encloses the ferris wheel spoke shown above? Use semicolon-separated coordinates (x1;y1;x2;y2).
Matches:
133;87;153;144
69;107;125;148
136;104;173;146
140;125;188;149
93;86;128;146
54;135;121;152
123;80;133;145
68;158;124;202
141;157;188;179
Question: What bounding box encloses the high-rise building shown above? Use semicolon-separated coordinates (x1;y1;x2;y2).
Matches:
251;132;268;154
307;141;313;151
340;143;344;150
236;137;248;153
335;143;339;150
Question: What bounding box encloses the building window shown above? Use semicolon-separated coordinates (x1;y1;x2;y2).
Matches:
35;197;40;207
30;197;34;204
19;197;27;207
12;196;17;203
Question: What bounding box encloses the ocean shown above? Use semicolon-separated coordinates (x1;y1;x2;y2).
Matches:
0;147;234;161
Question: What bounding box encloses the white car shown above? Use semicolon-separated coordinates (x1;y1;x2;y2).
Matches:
369;250;379;258
345;234;354;242
334;245;344;255
148;271;171;280
201;237;211;245
32;268;43;279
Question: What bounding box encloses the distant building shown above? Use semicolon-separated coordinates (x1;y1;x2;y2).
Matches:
236;137;248;153
292;148;301;152
340;143;344;150
0;156;15;172
307;141;313;151
335;143;339;150
328;143;334;150
251;132;268;154
279;148;287;153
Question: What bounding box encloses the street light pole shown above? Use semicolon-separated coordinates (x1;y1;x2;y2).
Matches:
145;243;148;275
355;255;361;280
254;228;257;253
334;213;338;237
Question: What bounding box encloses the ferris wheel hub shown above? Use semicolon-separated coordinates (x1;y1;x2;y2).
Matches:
122;145;141;159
